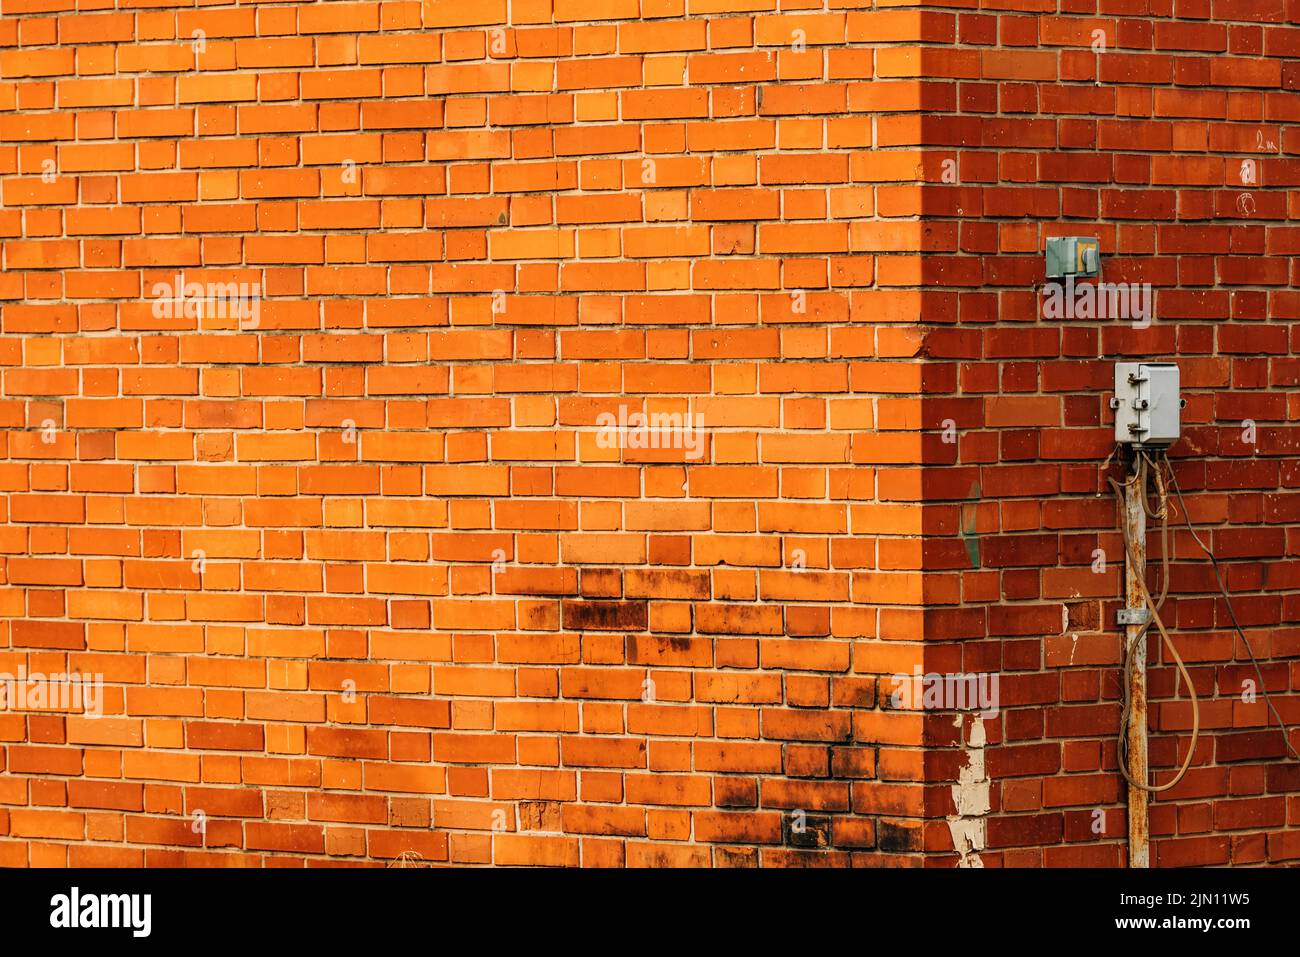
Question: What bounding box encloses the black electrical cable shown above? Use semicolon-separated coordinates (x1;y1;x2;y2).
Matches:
1163;456;1300;763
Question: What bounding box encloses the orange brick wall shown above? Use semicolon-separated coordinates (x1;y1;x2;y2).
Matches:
917;0;1300;865
0;0;938;866
1;0;1297;868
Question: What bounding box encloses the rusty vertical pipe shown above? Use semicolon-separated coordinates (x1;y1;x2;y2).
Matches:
1124;457;1149;867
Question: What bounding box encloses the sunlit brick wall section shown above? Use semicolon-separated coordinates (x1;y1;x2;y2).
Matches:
918;2;1300;865
0;0;940;866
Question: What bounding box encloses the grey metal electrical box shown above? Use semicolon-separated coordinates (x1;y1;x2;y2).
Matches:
1111;362;1180;448
1046;236;1101;279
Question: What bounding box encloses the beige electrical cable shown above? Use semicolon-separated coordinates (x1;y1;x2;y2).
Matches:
1108;452;1200;793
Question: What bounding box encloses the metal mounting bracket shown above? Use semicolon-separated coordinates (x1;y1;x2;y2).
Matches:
1117;607;1151;626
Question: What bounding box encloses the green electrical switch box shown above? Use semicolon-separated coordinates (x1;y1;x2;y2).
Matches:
1045;237;1100;279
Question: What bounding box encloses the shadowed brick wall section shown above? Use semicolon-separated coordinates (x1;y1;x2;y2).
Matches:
918;0;1300;865
0;0;938;867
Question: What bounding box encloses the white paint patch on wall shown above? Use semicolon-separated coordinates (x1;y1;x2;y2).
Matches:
947;715;990;868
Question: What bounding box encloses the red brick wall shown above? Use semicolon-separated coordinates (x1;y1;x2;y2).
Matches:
918;0;1300;865
1;0;1296;868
